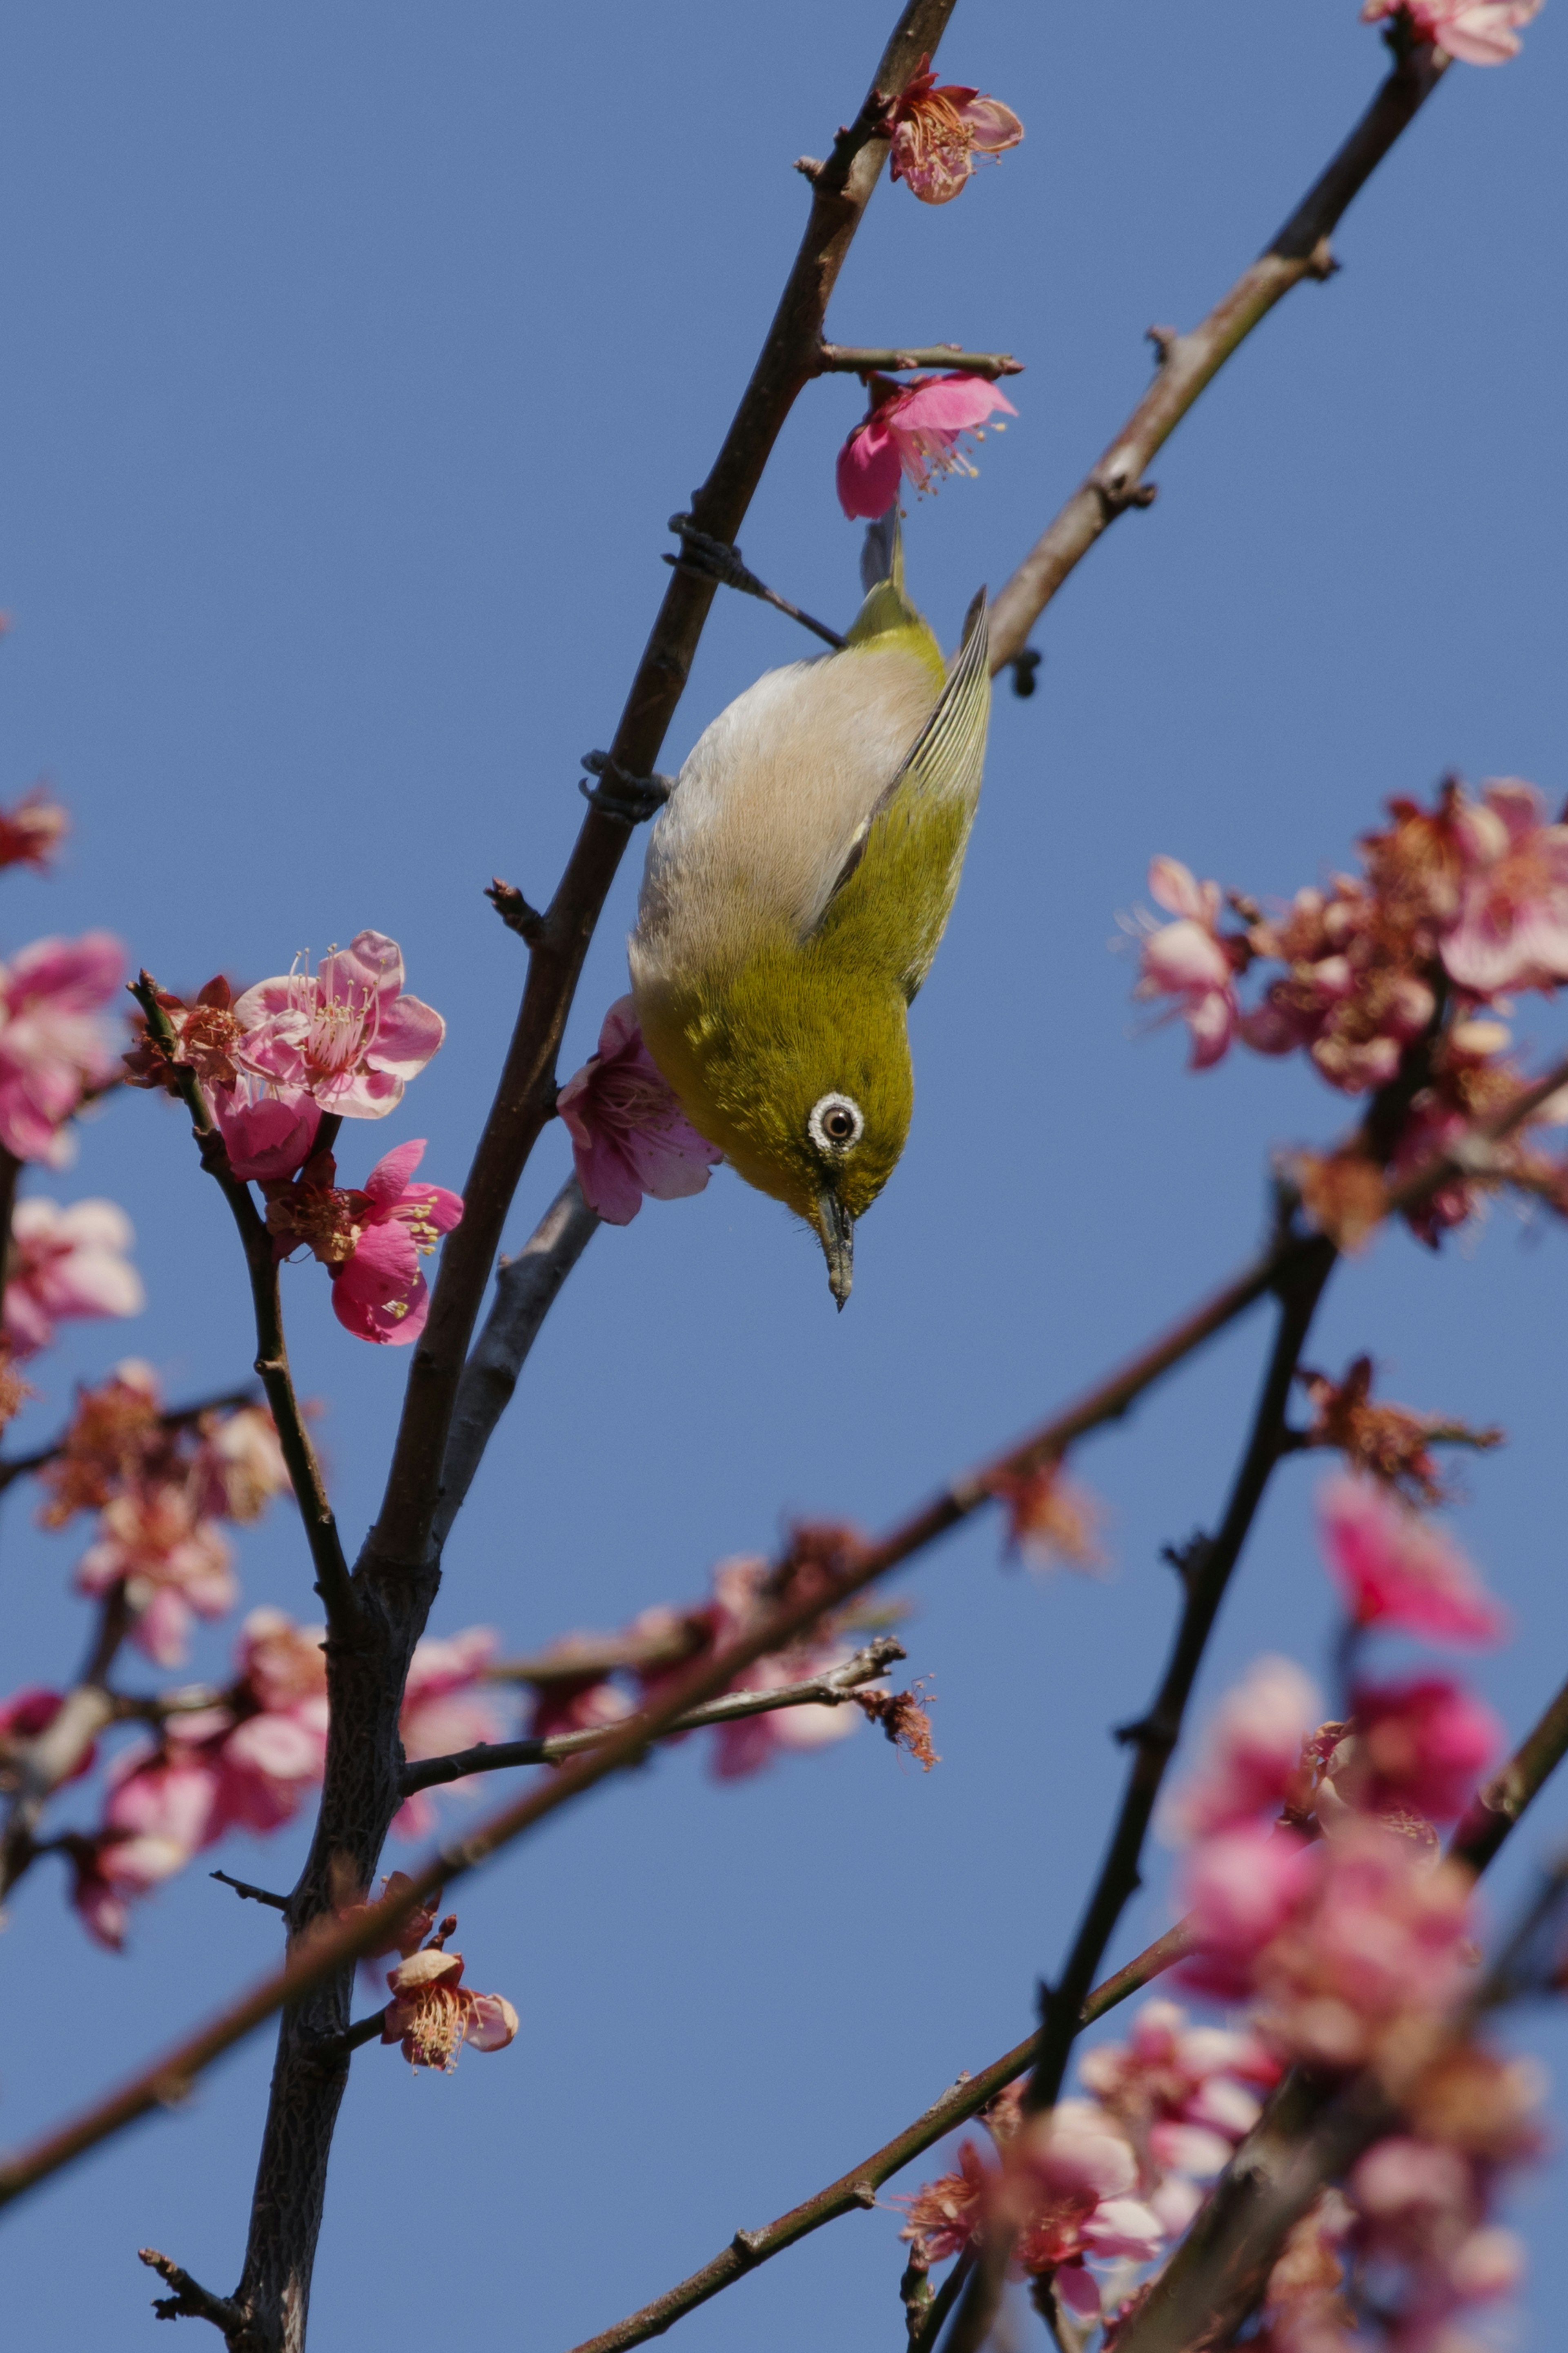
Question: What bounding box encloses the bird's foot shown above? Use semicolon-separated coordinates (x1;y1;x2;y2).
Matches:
665;515;845;650
579;752;675;826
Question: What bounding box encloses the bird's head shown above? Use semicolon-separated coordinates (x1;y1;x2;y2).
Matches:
644;955;913;1309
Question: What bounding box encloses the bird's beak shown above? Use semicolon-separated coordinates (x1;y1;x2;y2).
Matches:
817;1191;854;1311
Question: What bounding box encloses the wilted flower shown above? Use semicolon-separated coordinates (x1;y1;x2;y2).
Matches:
0;932;123;1163
1296;1356;1501;1506
991;1459;1107;1570
36;1359;166;1526
263;1139;463;1345
234;932;444;1117
3;1196;145;1356
1318;1476;1508;1645
1361;0;1544;67
835;372;1016;520
381;1944;519;2072
557;997;721;1225
887;56;1023;204
0;786;69;874
123;975;245;1096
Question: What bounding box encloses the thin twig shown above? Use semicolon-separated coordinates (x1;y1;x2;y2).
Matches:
910;2249;974;2353
401;1637;907;1793
985;41;1450;674
433;1174;601;1548
210;1871;289;1912
815;343;1022;377
3;1073;1560;2212
129;976;359;1639
137;2247;243;2331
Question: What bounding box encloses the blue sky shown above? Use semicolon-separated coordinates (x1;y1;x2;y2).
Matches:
2;3;1566;2346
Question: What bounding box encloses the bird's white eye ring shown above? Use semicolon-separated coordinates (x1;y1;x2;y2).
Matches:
809;1092;864;1154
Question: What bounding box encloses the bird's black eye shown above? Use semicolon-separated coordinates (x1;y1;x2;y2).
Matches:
808;1092;864;1154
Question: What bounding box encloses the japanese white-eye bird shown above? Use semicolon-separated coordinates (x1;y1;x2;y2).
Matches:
628;516;991;1307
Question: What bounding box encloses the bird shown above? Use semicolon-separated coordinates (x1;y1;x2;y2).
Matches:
628;516;991;1307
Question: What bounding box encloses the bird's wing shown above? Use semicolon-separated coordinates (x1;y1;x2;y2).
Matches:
814;588;991;999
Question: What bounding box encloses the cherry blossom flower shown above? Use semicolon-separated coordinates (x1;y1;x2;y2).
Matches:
0;786;68;873
213;1081;323;1183
898;2139;994;2264
381;1945;519;2072
337;1870;444;1962
1361;0;1544;67
70;1828;193;1950
75;1485;237;1665
1161;1657;1320;1842
1179;1824;1321;2001
667;1557;862;1782
835;372;1017;520
0;931;123;1163
887;56;1023;204
394;1627;508;1837
1134;858;1243;1069
192;1406;291;1524
1318;1476;1508;1645
0;1685;96;1783
234;931;444;1118
557;997;721;1225
2;1195;145;1356
1316;1676;1501;1828
1440;778;1568;994
263;1139;463;1345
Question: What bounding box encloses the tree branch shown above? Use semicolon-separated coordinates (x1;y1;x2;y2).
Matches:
985;41;1450;673
138;2248;243;2333
432;1174;600;1548
401;1636;907;1793
210;1872;290;1912
814;342;1023;377
367;0;965;1577
129;977;359;1642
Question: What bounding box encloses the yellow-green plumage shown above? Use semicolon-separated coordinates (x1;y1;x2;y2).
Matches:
629;526;991;1304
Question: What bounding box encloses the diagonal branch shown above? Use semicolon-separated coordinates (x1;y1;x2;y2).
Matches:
401;1636;907;1792
129;976;358;1639
0;1385;260;1495
369;0;964;1575
985;40;1450;673
3;1065;1561;2214
814;342;1022;378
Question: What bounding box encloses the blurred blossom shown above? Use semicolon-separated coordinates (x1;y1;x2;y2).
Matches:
557;997;720;1225
1316;1677;1502;1828
1134;857;1242;1069
75;1487;237;1666
1296;1356;1501;1506
887;56;1022;204
1361;0;1545;66
234;930;444;1118
1317;1476;1508;1644
0;786;69;873
1160;1656;1320;1842
991;1459;1107;1571
193;1406;292;1524
0;931;123;1163
3;1195;144;1356
835;373;1016;520
393;1627;508;1838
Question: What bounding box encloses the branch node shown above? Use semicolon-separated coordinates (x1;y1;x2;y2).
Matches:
1008;647;1042;700
487;880;547;946
1145;323;1181;367
579;754;674;827
850;2178;878;2209
1305;236;1339;281
138;2248;243;2331
794;154;825;182
1114;1711;1179;1755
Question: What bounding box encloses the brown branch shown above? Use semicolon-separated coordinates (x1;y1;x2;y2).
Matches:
129;977;358;1642
432;1174;601;1548
2;1066;1558;2217
815;342;1023;377
367;0;964;1577
210;1872;289;1912
985;42;1450;674
138;2248;243;2332
401;1636;907;1793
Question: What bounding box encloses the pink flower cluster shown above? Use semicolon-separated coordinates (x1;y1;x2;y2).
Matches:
837;372;1017;521
46;1362;291;1665
1361;0;1544;67
0;931;123;1164
261;1139;463;1346
3;1194;145;1356
886;56;1023;205
1134;778;1568;1244
557;997;721;1225
392;1627;509;1837
341;1884;517;2072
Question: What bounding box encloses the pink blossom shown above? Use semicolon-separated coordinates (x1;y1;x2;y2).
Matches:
0;786;68;873
0;931;123;1164
3;1196;144;1356
888;57;1023;205
75;1488;237;1665
1318;1477;1508;1645
1180;1825;1320;2000
264;1139;464;1345
192;1408;292;1525
1135;859;1241;1069
213;1081;323;1182
234;931;444;1119
668;1557;862;1782
381;1945;519;2071
1162;1656;1319;1841
394;1626;508;1838
1361;0;1544;67
557;997;721;1225
0;1685;97;1780
219;1703;330;1833
71;1829;193;1949
1016;2099;1138;2205
1317;1677;1501;1828
835;373;1017;520
1440;778;1568;995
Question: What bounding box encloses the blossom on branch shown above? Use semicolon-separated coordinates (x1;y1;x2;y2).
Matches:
887;57;1023;205
1440;777;1568;993
75;1487;237;1665
1315;1675;1501;1829
1159;1655;1319;1842
557;997;721;1225
263;1138;463;1344
835;373;1016;520
212;1082;322;1183
0;931;123;1163
382;1942;519;2072
1361;0;1544;67
233;931;445;1118
1296;1355;1502;1506
393;1626;508;1837
3;1195;145;1356
123;975;245;1096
